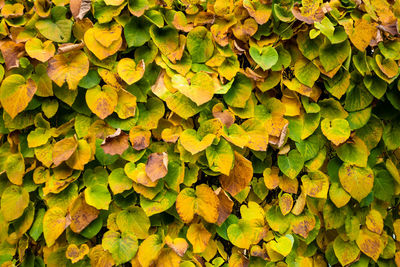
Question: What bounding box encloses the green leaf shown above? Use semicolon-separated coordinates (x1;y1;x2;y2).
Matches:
249;45;279;71
116;206;150;239
1;185;29;221
187;26;214;63
102;230;138;264
206;138;234;175
278;150;304;179
35;19;72;43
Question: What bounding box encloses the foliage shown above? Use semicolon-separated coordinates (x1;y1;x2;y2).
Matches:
0;0;400;266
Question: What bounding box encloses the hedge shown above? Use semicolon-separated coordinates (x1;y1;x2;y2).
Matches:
0;0;400;266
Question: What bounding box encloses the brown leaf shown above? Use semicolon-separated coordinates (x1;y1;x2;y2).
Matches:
145;152;168;182
219;151;253;196
52;137;78;166
68;194;99;233
0;40;25;70
215;188;234;226
70;0;91;20
129;126;151;150
58;42;85;54
101;128;129;156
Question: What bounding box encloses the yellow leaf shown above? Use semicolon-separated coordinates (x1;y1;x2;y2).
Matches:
117;58;145;85
66;244;89;263
125;162;158;187
176;184;219;223
52;137;78;167
279;193;293;216
43;207;66;247
85;85;118;120
115;89;137;119
0;75;37;119
25;38;55;62
291;212;316;238
66;139;92;170
366;209;383;235
186;223;211;253
338;163;374;202
155;248;181;267
356;228;384;262
84;23;123;60
47;51;89;90
301;171;329;199
137;234;164;267
179;129;215;155
165;235;188;257
263;166;280;189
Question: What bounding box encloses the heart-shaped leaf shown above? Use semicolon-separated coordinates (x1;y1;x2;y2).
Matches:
117;58;145;85
249;45;278;71
0;74;37;119
321;118;351;146
278;150;304;179
47;50;89;89
25;38;55;62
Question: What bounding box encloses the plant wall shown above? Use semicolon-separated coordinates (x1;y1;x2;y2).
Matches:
0;0;400;266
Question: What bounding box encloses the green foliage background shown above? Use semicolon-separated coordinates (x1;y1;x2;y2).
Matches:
0;0;400;266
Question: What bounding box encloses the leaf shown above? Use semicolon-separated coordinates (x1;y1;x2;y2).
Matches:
294;58;320;87
47;51;89;89
219;151;253;196
336;136;369;167
171;72;215;106
319;39;351;72
86;85;118;119
0;74;37;119
137;234;164;266
179;129;215;155
117;58;145;85
68;194;99;233
338;163;374;202
145;152;168;182
165;236;188;257
270;235;294;257
321;118;351;146
101;128;129;155
102;230;138;265
66;139;92;170
365;209;383;235
206;138;234;175
52;137;78;167
25;38;55;62
4;152;25;185
84;23;123;60
70;0;92;20
333;236;360;266
43;207;66;247
187;223;212;253
85;184;111;210
249;45;278;71
35;19;73;43
187;26;214;63
116;206;150;239
176;184;219;223
277;150;304;179
356;228;384;262
66;244;90;264
227;219;259;249
279;193;293;216
108;168;132;194
0;185;29;221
